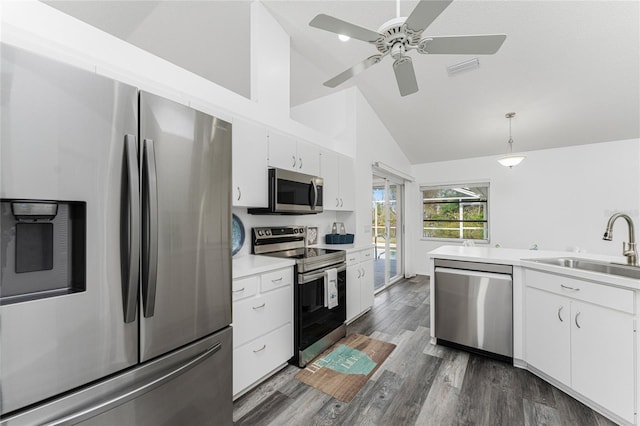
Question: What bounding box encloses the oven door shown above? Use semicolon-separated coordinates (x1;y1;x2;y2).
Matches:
296;265;346;364
272;168;323;214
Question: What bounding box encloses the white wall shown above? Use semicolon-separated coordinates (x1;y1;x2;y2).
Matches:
0;1;343;152
291;89;356;157
354;90;412;250
291;87;412;249
410;138;640;275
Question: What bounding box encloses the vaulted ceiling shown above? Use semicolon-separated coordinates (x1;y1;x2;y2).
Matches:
45;1;640;164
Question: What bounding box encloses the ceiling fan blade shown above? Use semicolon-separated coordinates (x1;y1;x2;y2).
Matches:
405;0;453;33
393;57;418;97
324;55;383;88
420;34;507;54
309;14;382;43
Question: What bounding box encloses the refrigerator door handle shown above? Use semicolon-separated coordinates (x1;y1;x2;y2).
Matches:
142;138;159;318
47;343;223;425
123;134;140;323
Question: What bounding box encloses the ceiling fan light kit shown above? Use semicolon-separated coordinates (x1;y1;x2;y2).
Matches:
308;0;507;96
497;112;526;168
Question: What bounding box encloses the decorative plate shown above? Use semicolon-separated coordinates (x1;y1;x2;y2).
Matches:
232;214;245;256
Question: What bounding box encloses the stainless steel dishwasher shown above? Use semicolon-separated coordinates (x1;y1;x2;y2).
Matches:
434;259;513;361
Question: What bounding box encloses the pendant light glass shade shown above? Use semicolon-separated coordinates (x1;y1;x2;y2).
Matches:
498;112;525;168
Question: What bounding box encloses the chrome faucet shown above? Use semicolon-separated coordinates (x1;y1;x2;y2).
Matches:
603;212;638;266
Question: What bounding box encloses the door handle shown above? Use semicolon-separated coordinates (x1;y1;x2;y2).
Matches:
48;343;222;425
575;312;582;329
292;155;297;168
340;198;343;207
253;344;267;353
299;157;303;169
557;306;564;322
252;302;266;310
232;287;245;293
122;134;140;324
142;138;159;318
237;186;241;201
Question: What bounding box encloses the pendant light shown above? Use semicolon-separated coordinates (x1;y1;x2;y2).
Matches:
497;112;526;168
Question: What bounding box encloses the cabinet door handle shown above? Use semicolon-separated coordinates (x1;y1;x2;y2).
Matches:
575;312;582;328
271;277;283;283
232;287;245;293
336;198;340;207
361;268;365;277
557;306;564;322
237;186;241;201
560;284;580;291
299;157;303;169
340;198;343;207
253;344;267;353
357;269;362;278
292;155;297;168
252;302;266;310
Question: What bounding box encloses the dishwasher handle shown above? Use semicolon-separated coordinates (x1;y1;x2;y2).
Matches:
435;266;513;282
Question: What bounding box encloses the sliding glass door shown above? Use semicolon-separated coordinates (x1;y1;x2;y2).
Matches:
372;175;403;292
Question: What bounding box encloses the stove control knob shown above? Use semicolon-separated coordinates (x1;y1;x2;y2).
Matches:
266;230;271;236
299;227;305;233
293;228;298;234
257;230;263;236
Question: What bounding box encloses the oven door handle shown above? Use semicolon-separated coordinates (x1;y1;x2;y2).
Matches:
298;264;346;284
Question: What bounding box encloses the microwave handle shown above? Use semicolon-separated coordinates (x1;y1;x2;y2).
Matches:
310;179;318;210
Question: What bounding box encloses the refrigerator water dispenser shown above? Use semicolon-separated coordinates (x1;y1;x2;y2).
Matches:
1;199;86;305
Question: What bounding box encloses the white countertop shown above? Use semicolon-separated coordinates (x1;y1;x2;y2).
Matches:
232;244;373;279
232;254;295;279
428;245;640;290
313;243;374;252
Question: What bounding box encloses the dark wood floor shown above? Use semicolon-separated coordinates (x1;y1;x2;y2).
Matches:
233;276;617;426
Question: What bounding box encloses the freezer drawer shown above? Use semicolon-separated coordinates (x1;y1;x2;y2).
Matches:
1;327;232;426
434;262;513;359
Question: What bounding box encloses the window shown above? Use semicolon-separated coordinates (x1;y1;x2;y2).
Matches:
421;183;489;241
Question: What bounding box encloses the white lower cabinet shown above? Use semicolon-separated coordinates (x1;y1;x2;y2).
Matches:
570;300;635;424
524;269;636;425
233;323;293;398
232;267;293;398
525;287;571;386
346;248;374;323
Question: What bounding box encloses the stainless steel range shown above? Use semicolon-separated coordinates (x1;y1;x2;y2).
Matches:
252;226;347;367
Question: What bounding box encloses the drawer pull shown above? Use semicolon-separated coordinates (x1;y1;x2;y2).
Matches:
271;277;283;283
557;306;564;322
560;284;580;291
253;344;267;353
232;287;245;293
252;302;266;310
575;312;582;329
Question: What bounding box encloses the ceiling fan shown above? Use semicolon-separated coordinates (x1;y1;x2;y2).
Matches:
309;0;507;96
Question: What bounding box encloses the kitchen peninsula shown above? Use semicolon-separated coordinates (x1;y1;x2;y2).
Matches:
428;245;640;426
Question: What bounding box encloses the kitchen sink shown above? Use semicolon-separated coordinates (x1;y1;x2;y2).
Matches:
524;257;640;280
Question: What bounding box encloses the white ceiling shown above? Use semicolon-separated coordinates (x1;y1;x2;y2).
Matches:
45;1;640;164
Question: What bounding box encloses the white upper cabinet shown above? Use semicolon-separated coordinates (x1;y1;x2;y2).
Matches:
320;150;355;211
267;129;320;176
232;117;268;207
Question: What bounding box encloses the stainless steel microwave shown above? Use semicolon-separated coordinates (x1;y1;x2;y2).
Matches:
249;168;323;214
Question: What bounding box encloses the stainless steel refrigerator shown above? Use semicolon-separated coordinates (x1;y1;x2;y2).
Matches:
0;43;232;425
